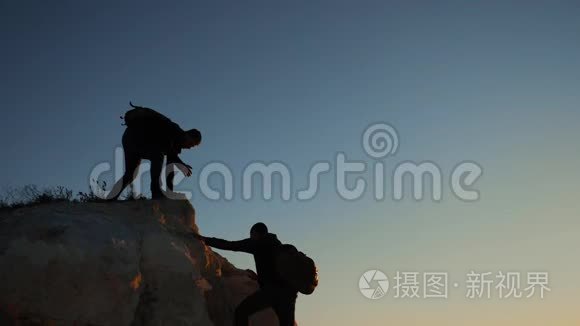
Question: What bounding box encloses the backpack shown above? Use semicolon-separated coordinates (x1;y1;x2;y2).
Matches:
122;102;181;132
276;244;318;295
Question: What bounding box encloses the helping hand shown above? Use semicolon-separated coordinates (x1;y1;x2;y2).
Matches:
246;269;258;281
179;164;193;177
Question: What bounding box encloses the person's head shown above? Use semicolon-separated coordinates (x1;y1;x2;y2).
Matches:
182;129;202;149
250;222;268;240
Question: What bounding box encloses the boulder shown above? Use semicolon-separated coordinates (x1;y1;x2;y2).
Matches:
0;200;278;326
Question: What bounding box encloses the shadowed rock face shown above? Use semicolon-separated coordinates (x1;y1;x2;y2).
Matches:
0;200;278;326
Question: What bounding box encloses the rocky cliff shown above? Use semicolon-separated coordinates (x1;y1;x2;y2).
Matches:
0;200;279;326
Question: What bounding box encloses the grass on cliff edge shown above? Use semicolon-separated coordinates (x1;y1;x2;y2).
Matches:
0;183;144;211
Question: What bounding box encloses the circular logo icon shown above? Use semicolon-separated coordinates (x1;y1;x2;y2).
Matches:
362;123;399;159
359;269;389;300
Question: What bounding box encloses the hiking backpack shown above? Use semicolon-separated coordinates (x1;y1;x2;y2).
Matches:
276;244;318;295
121;102;180;130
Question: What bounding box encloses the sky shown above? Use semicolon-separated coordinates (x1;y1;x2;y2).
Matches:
1;1;580;325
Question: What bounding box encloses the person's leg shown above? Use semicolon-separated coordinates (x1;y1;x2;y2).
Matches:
166;171;176;192
107;151;140;200
165;158;176;192
234;290;272;326
149;154;164;199
273;295;297;326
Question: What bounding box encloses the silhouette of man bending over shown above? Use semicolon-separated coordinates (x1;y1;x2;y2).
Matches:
107;103;201;200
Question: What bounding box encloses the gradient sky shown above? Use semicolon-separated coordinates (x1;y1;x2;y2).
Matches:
1;1;580;325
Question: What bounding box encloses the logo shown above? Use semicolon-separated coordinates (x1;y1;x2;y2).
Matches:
359;269;389;300
89;122;482;202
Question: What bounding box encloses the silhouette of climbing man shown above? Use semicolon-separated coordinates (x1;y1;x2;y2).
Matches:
107;102;201;200
195;223;298;326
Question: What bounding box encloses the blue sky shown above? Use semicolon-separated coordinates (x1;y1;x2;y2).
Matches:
1;1;580;324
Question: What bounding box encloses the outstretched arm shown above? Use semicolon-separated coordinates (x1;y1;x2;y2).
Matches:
167;153;192;177
167;152;185;165
197;235;257;254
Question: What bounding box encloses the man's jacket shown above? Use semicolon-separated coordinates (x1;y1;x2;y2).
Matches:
123;121;186;162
